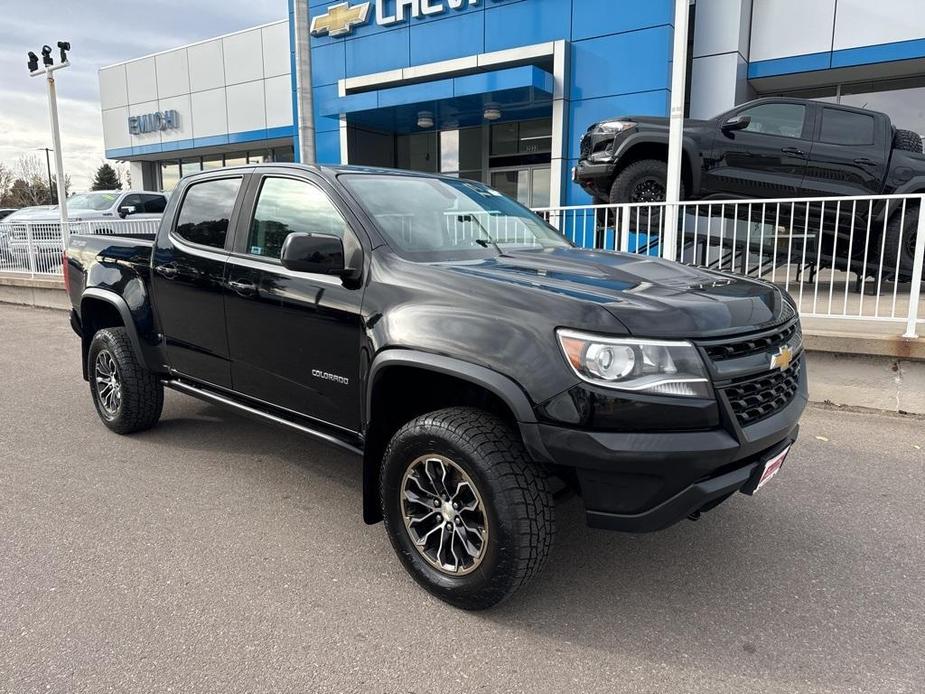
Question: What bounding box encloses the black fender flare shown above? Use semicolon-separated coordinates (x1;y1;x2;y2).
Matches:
365;349;538;426
360;349;549;524
612;131;703;195
80;288;147;378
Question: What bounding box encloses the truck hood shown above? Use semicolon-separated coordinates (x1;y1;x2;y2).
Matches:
441;247;793;338
589;115;714;131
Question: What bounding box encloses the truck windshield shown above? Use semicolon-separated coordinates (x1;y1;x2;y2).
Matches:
341;174;571;261
67;193;119;211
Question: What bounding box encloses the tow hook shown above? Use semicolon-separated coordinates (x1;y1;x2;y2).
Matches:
687;511;702;521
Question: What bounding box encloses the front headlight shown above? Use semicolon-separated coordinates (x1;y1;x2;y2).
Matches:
557;329;712;398
597;120;635;134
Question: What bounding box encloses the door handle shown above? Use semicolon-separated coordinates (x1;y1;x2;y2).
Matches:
227;279;257;296
781;147;806;158
154;263;178;279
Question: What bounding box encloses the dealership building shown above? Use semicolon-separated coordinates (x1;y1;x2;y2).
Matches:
99;0;925;208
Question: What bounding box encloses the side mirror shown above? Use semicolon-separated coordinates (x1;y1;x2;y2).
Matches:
280;232;348;275
118;205;136;218
722;114;751;132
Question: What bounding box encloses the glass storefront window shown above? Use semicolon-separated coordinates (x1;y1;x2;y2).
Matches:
397;132;438;173
518;119;552;154
160;161;180;192
274;146;295;163
490;119;552;156
181;157;202;176
224;152;247;167
202;155;223;170
440;128;482;175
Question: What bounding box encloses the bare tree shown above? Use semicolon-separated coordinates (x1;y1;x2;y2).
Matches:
7;154;71;206
0;163;13;204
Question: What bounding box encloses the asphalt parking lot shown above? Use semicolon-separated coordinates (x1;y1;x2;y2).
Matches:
1;302;923;693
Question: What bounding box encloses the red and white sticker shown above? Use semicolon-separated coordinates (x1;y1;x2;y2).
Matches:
754;446;790;493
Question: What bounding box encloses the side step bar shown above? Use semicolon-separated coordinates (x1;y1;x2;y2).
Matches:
164;379;363;456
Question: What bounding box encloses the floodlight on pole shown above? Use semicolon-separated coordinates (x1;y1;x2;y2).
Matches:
27;40;71;242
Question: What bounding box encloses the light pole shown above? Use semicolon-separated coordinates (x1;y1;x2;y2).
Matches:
34;147;55;204
27;42;71;240
664;0;690;262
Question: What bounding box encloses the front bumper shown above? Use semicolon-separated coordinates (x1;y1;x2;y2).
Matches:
573;159;615;198
524;357;807;532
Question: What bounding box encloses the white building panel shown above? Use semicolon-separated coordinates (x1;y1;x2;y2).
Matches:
833;0;925;50
223;29;264;85
226;81;267;133
99;65;128;110
191;88;228;138
125;57;158;104
158;94;193;143
265;75;293;128
693;0;751;58
750;0;836;62
155;49;190;99
187;39;225;93
128;99;161;149
262;22;291;78
101;107;131;150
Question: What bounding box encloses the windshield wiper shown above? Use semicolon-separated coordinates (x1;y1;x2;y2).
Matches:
458;214;503;254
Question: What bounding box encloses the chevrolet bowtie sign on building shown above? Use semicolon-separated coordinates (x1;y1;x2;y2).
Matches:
311;0;482;37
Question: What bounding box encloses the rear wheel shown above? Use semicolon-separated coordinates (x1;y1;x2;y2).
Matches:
88;327;163;434
380;407;555;610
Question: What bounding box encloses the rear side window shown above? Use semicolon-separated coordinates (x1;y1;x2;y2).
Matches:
819;108;876;146
175;178;241;249
142;194;167;214
739;103;806;138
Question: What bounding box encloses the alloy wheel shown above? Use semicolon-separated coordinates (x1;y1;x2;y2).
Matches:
400;454;489;576
94;349;122;417
631;178;667;203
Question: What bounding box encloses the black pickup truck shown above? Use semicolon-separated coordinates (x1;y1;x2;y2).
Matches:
65;165;806;609
575;97;925;274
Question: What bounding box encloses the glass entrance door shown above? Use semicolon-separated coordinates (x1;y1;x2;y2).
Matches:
490;166;551;208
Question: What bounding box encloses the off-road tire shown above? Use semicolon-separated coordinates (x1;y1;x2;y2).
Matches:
380;407;555;610
88;327;163;434
609;159;685;246
893;129;923;154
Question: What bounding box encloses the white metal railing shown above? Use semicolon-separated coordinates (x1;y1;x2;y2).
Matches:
0;218;160;276
535;194;925;339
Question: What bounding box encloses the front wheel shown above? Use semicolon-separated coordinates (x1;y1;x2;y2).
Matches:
380;407;555;610
88;327;164;434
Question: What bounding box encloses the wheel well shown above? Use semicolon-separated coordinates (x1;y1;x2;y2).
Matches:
79;298;125;379
614;142;693;194
362;365;519;524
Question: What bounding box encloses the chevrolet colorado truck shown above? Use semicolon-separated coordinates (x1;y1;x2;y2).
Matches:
65;164;806;609
575;97;925;276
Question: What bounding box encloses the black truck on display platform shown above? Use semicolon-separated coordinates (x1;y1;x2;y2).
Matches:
65;164;805;609
575;97;925;279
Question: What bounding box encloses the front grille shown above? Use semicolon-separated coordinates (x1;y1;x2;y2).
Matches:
722;359;802;427
704;320;801;362
579;134;592;159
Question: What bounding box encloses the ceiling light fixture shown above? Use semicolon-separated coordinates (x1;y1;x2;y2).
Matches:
483;105;502;121
417;111;434;129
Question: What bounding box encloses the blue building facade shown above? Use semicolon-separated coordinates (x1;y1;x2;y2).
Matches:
301;0;677;207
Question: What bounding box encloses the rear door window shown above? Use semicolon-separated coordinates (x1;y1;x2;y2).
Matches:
142;194;167;213
819;108;876;146
174;178;242;249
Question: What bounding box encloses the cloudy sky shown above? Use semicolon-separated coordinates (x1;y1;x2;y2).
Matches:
0;0;285;190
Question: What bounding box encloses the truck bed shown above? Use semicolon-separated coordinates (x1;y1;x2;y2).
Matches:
65;234;155;312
